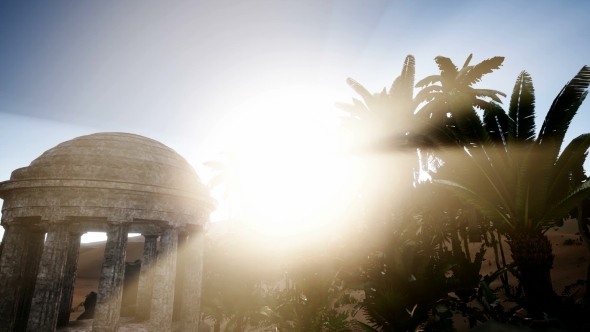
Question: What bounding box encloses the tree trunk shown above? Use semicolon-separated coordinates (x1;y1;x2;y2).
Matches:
507;231;558;318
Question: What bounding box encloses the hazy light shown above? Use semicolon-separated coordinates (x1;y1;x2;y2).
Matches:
81;231;141;244
206;85;364;236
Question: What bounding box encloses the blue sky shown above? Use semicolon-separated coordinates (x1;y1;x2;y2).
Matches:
1;0;589;241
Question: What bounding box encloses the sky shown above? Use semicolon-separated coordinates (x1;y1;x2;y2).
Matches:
1;0;590;242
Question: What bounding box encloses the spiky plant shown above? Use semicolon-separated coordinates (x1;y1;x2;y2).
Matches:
430;66;590;318
414;54;506;124
337;55;422;234
337;54;417;153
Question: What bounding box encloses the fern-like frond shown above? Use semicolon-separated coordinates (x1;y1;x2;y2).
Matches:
537;65;590;149
462;53;473;69
347;78;377;110
475;88;507;103
508;71;536;143
415;75;441;88
413;85;443;104
434;56;458;82
398;54;415;102
546;133;590;204
463;56;504;86
539;180;590;229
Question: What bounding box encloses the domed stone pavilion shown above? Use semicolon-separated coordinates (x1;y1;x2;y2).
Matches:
0;133;216;332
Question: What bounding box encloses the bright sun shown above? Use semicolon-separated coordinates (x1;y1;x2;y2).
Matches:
207;85;364;237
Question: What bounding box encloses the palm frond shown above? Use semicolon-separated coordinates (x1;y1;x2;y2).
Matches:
433;179;513;227
537;65;590;148
462;53;473;69
546;133;590;204
449;96;512;206
540;180;590;228
525;66;590;221
508;71;536;143
475;89;507;103
347;78;376;109
413;85;443;104
483;102;509;146
463;56;504;86
434;56;458;82
392;55;416;103
415;75;441;88
351;97;369;112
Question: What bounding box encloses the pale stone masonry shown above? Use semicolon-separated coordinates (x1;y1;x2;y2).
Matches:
181;227;207;332
92;225;129;332
150;228;179;332
0;225;29;332
173;232;189;321
57;231;83;327
26;223;71;332
0;132;215;332
14;227;45;332
135;234;159;321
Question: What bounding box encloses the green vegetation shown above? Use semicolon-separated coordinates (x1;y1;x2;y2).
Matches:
201;54;590;331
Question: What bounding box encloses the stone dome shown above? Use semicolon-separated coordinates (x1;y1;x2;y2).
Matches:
0;132;215;227
11;132;205;192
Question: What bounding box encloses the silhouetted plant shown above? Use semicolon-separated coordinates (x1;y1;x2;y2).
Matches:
201;234;279;332
262;244;357;332
429;64;590;318
413;54;506;126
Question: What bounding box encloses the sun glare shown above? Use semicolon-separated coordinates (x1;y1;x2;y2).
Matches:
207;86;364;237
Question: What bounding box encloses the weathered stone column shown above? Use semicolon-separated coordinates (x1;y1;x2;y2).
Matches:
14;227;46;332
180;226;206;332
92;224;129;332
134;234;159;321
57;231;83;326
26;222;71;332
173;232;188;321
150;227;178;332
0;224;29;332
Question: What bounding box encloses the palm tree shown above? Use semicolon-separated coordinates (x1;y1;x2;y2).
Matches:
414;54;506;125
336;55;420;231
430;66;590;317
337;54;417;154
